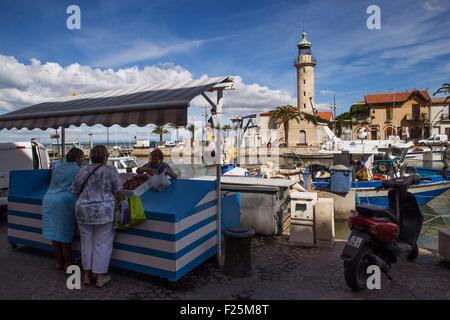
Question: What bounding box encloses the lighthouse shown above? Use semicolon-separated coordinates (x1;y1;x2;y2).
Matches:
294;32;316;113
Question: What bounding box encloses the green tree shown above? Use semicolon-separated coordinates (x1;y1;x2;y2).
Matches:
168;123;182;142
434;83;450;102
270;105;302;146
222;124;232;138
152;125;169;145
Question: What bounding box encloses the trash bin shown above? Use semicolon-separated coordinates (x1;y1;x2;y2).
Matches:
223;226;255;277
303;168;310;190
329;165;352;193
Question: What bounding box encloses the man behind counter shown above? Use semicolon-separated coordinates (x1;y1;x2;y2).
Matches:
136;148;178;179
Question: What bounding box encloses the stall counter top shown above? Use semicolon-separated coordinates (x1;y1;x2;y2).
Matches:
140;179;217;222
8;170;218;223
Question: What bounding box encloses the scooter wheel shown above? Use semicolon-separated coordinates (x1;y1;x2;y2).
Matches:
407;244;419;261
344;245;374;291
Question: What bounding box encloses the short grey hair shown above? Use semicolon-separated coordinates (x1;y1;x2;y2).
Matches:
90;145;108;163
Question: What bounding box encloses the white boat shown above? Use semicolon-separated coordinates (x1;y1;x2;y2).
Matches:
108;155;141;173
133;140;150;149
320;126;413;155
404;147;445;162
164;140;177;147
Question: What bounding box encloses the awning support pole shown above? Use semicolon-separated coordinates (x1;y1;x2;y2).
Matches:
215;89;223;261
60;127;65;162
201;93;216;111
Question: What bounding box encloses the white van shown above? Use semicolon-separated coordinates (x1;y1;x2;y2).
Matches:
418;134;448;146
0;141;50;208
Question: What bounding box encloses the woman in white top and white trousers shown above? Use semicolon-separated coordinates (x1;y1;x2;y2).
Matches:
71;145;124;287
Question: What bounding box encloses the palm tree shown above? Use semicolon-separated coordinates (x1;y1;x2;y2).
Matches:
434;83;450;102
152;125;169;145
222;124;232;138
168;123;181;142
187;123;195;147
270;105;302;146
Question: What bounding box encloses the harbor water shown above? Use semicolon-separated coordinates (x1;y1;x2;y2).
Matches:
135;155;449;251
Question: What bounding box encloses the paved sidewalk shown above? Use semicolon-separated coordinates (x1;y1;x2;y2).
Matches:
0;222;449;300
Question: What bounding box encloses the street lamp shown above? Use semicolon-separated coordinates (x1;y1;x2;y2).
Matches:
230;116;243;165
230;116;242;130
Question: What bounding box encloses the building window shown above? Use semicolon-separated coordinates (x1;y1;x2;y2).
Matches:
299;130;306;144
386;106;393;121
412;104;420;121
303;103;306;109
303;79;306;85
303;91;306;96
371;130;377;140
303;68;306;72
444;105;450;119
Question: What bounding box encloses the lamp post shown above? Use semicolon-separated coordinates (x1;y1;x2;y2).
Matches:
231;116;243;165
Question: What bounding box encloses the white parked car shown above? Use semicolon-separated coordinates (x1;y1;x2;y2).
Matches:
0;141;50;209
418;134;448;146
165;140;176;147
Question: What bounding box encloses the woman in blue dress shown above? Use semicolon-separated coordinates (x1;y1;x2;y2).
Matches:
42;147;85;270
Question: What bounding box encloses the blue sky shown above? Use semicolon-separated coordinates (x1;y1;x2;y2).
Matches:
0;0;449;143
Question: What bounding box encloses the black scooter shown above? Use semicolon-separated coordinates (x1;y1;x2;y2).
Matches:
341;175;428;291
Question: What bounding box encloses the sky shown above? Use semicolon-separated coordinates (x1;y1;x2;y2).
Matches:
0;0;449;143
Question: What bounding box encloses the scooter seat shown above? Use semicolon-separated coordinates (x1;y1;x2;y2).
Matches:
356;204;398;222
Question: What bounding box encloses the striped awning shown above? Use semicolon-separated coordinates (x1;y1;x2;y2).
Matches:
0;77;233;130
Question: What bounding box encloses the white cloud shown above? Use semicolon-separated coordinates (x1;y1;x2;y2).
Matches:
0;55;194;112
315;103;333;111
0;56;33;89
423;0;441;12
0;55;295;142
96;40;206;67
319;90;334;96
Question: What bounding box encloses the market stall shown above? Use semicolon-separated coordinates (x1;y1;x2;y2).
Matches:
7;170;239;281
0;77;238;281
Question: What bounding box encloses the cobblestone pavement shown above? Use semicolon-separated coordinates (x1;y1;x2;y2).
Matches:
0;221;449;300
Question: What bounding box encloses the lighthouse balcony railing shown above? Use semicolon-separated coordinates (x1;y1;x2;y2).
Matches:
294;57;316;65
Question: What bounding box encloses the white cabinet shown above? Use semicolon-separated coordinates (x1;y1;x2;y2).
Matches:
289;192;335;247
290;192;317;246
315;198;335;247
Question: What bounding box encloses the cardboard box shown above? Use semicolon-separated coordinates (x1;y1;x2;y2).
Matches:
123;179;153;197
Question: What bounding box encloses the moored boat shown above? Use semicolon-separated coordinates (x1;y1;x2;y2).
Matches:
313;167;450;206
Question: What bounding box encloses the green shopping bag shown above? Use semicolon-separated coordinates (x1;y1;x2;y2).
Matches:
114;195;147;230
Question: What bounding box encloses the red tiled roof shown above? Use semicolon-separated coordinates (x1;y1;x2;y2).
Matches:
431;97;449;105
316;111;333;121
364;89;431;104
260;111;273;116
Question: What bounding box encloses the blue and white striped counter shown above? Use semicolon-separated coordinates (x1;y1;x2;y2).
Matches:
7;170;240;281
